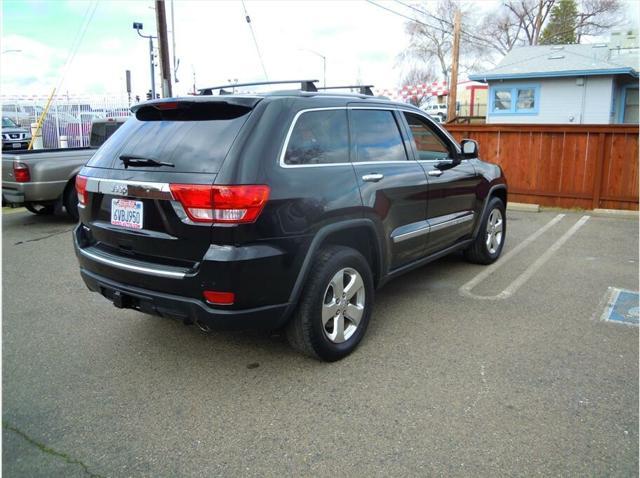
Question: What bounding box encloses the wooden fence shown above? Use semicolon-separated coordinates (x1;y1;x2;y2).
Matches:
445;124;639;211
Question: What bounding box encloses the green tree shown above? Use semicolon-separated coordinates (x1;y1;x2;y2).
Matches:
540;0;579;45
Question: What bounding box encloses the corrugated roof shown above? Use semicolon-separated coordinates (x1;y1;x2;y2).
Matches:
469;44;639;81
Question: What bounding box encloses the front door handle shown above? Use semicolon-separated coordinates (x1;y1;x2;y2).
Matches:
428;170;443;177
362;173;384;182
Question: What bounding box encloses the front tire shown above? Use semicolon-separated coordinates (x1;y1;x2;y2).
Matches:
464;196;506;264
286;245;374;362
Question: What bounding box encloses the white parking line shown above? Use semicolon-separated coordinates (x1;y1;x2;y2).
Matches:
462;215;591;300
459;213;565;300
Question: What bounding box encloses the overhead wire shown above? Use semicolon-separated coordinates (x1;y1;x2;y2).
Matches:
366;0;498;51
55;0;100;94
241;0;269;80
392;0;499;47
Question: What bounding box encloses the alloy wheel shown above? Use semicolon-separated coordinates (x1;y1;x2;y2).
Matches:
485;208;503;254
321;267;365;343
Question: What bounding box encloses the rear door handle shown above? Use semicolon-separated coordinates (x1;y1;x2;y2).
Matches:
362;173;384;182
428;170;443;177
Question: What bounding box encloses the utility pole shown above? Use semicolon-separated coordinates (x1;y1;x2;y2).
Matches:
170;0;179;83
155;0;172;97
447;8;461;123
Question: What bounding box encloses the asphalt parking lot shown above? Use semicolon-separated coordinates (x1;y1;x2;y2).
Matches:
2;207;638;477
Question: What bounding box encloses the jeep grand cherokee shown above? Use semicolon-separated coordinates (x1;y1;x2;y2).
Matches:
73;82;507;361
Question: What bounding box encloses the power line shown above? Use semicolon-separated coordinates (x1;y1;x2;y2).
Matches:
56;0;100;93
370;0;498;51
393;0;504;50
241;0;268;80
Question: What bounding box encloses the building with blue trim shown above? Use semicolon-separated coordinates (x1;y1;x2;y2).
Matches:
469;32;639;124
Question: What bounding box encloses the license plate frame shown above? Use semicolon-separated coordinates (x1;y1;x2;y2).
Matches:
111;198;143;230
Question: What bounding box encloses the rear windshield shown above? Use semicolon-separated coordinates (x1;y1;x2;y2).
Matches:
90;121;124;148
87;103;251;173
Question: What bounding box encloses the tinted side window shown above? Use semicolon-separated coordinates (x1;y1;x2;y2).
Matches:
351;109;408;162
403;112;451;161
284;110;349;165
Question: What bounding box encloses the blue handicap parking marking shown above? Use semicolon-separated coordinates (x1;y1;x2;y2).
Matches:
602;288;640;326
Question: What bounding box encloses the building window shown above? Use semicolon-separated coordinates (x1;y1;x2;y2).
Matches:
493;89;512;111
490;84;539;115
622;87;639;124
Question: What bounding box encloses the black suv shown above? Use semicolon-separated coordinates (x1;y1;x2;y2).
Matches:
73;81;507;361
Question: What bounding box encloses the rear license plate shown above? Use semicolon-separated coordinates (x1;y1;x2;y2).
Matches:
111;199;143;230
12;143;21;148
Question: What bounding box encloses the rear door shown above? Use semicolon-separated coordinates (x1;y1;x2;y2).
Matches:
79;100;255;268
349;107;429;270
400;111;481;255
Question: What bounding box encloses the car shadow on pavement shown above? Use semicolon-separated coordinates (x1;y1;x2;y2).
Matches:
126;252;471;365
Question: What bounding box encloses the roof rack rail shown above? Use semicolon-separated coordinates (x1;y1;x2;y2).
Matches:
198;80;319;95
317;85;375;96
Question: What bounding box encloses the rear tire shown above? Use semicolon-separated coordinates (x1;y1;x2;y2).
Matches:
464;196;506;265
25;203;55;215
286;245;374;362
64;181;79;222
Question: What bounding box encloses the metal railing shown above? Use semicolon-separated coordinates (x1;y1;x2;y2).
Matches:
1;95;132;149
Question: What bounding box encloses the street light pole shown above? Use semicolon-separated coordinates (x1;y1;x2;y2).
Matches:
133;22;157;99
300;49;326;88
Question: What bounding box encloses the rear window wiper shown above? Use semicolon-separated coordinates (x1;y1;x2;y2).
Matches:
119;154;175;168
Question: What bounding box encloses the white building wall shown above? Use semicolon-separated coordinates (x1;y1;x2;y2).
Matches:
486;76;614;124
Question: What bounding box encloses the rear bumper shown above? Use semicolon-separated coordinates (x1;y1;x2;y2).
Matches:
79;268;290;330
2;187;25;204
73;224;300;330
2;180;66;204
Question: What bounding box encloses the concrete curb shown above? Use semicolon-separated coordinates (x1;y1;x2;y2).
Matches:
593;208;639;219
507;202;540;212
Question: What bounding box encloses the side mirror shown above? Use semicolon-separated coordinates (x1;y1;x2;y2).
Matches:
460;139;478;159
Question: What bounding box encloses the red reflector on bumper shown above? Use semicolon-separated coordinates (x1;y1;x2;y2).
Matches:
203;291;235;305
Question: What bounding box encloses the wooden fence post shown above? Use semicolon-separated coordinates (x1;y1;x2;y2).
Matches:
592;132;606;209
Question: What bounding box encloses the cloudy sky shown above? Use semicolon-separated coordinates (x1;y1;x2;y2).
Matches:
2;0;638;99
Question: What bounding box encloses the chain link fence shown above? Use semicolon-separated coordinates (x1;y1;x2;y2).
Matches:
2;95;132;149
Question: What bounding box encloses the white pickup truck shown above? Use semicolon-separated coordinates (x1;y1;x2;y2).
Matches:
2;117;126;220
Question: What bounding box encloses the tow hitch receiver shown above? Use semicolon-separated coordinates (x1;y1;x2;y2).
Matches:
112;290;132;309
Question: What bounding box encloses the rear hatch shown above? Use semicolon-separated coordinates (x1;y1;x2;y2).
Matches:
77;98;259;271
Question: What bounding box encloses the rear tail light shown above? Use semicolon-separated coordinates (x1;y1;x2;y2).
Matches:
169;184;270;224
203;290;235;305
13;162;30;182
76;175;88;205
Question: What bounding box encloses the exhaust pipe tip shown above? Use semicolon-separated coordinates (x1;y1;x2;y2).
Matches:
195;320;211;333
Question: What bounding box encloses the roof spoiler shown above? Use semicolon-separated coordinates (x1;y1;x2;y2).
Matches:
198;80;319;95
317;85;375;96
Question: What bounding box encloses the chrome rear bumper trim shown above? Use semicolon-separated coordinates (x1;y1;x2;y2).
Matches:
78;247;186;279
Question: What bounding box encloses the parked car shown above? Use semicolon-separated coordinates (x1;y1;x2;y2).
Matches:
2;104;44;128
73;89;507;361
2;117;127;219
2;116;31;151
422;102;448;121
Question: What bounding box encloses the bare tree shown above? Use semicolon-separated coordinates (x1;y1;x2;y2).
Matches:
504;0;556;46
401;0;486;83
575;0;623;41
476;9;526;56
474;0;623;55
400;65;436;106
